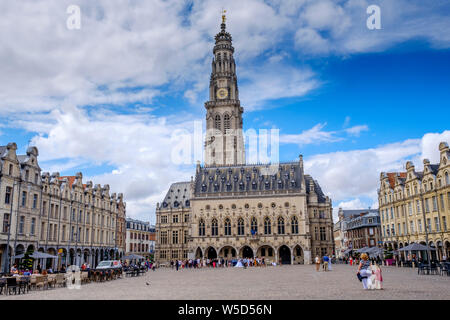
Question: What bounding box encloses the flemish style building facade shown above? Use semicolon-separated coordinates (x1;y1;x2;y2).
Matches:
126;218;155;260
342;209;381;251
378;142;450;260
155;17;334;265
0;143;127;272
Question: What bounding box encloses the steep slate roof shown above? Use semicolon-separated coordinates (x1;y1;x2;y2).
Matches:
161;181;191;209
429;164;440;175
17;155;28;164
304;174;327;202
194;162;303;196
0;146;8;157
340;209;379;220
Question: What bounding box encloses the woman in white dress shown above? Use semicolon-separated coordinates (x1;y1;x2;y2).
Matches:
357;253;373;290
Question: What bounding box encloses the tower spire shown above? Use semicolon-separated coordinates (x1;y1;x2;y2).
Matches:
204;12;245;166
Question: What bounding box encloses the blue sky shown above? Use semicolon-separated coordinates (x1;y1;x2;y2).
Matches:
1;0;449;222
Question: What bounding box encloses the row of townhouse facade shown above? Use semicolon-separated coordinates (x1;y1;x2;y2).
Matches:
379;142;450;261
125;218;156;260
0;143;126;272
334;208;381;258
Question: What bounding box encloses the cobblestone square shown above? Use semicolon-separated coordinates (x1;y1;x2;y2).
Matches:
2;264;450;300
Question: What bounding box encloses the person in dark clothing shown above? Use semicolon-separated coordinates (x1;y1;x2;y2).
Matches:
175;260;179;271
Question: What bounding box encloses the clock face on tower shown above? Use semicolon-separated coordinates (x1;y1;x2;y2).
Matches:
216;88;228;99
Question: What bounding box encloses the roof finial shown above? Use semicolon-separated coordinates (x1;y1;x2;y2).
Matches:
222;9;226;24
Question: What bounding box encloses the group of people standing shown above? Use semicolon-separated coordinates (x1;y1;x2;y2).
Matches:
314;255;333;271
356;253;383;290
170;257;269;270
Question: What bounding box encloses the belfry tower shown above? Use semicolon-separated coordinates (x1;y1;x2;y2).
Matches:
204;12;245;166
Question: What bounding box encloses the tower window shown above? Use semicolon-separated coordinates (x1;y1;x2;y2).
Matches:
214;114;221;131
224;114;231;131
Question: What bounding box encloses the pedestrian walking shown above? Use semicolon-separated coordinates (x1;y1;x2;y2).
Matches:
357;253;372;290
323;255;329;271
372;263;383;290
315;256;320;271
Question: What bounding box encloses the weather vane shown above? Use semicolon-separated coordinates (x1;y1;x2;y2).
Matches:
222;8;226;24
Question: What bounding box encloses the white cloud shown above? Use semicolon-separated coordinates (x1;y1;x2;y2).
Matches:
20;106;200;223
239;63;319;111
343;116;351;128
345;125;369;137
280;123;341;146
280;122;369;147
294;0;450;55
1;0;449;115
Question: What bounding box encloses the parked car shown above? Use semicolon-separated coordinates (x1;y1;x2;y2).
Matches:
96;260;122;270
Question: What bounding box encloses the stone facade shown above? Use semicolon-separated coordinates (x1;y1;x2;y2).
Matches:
340;209;381;253
125;218;155;260
155;18;334;265
378;142;450;260
0;143;126;272
155;182;191;263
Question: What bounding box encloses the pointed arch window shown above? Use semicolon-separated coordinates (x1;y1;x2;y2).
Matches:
224;218;231;236
224;114;231;132
251;217;258;234
211;219;218;236
278;217;285;234
214;114;221;131
291;216;299;234
446;172;449;185
237;218;245;235
199;219;205;236
264;217;271;235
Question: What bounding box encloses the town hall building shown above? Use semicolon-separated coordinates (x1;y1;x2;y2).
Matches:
155;15;334;265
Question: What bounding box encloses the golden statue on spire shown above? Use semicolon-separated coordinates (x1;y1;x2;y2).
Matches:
222;9;226;24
